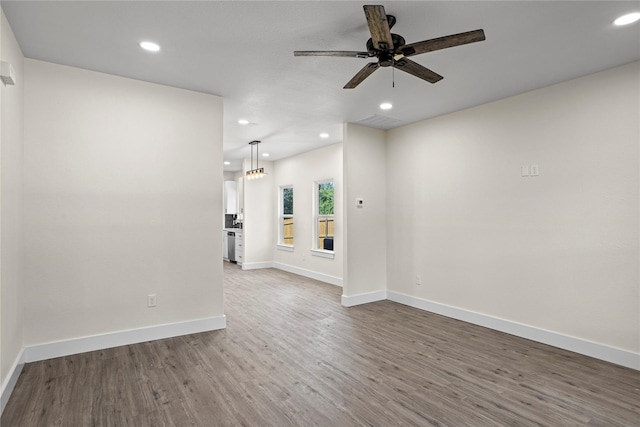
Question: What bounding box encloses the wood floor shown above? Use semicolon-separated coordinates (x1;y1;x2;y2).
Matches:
3;263;640;426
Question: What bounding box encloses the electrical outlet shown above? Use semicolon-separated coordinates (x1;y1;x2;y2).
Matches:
416;275;422;285
530;164;539;176
147;294;157;308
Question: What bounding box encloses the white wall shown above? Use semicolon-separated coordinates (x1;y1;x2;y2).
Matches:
23;60;224;346
0;9;24;405
386;62;639;355
273;143;343;282
342;124;387;304
242;158;275;267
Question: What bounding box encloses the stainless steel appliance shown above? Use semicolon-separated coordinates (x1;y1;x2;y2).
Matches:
227;231;236;262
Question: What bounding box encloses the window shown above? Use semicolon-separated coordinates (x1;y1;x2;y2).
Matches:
279;186;294;246
314;180;334;254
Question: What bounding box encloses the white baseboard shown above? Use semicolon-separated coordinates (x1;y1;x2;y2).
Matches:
342;290;387;307
1;348;25;416
387;291;640;371
273;262;343;287
23;315;226;363
241;261;274;270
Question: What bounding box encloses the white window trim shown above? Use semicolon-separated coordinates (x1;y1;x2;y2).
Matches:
279;185;294;247
276;244;294;252
311;248;335;259
314;179;335;253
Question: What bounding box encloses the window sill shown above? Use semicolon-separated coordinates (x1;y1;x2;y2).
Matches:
276;244;294;252
311;249;335;259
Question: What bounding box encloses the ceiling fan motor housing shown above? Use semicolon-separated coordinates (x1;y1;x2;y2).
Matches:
366;33;406;66
378;51;394;67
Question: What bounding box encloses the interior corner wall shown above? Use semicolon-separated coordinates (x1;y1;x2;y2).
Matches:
272;143;343;281
0;8;25;398
23;59;224;347
386;62;639;355
343;123;387;300
242;158;275;267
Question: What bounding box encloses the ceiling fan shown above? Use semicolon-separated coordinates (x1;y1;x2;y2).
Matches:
294;5;485;89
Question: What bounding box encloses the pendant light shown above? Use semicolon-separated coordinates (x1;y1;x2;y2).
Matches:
246;140;266;180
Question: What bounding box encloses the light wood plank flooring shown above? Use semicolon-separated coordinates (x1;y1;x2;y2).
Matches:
3;263;640;426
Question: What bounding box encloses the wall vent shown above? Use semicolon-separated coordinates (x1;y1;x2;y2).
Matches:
355;114;402;130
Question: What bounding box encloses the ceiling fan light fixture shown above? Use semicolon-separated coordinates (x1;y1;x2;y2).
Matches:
380;102;393;110
139;41;160;52
614;12;640;26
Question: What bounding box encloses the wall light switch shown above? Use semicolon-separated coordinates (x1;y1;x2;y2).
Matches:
530;164;539;176
147;294;157;308
356;198;364;208
521;165;530;177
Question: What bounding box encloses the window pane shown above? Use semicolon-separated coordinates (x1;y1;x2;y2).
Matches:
283;187;293;215
318;182;334;215
282;217;294;245
317;217;334;249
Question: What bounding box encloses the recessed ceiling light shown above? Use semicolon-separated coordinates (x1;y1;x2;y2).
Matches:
320;133;329;138
380;102;393;110
238;119;249;125
614;12;640;26
262;153;270;157
139;41;160;52
224;161;230;165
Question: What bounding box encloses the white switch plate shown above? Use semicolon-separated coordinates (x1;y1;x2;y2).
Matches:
147;294;157;308
521;165;530;177
416;275;422;285
530;164;539;176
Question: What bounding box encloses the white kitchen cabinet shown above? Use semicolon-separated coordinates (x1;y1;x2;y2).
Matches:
224;180;237;214
235;231;243;265
236;177;244;215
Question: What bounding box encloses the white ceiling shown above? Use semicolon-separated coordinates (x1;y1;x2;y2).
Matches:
3;1;639;171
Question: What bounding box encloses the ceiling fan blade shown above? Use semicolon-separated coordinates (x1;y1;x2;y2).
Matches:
344;62;379;89
393;58;443;84
294;51;370;58
363;5;394;50
397;29;486;57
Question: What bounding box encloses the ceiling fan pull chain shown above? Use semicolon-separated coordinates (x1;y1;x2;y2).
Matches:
392;67;395;88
